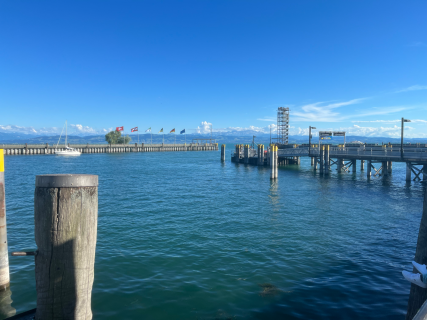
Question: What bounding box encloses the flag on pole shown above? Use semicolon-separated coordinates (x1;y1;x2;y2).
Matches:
180;129;185;134
131;127;138;132
159;128;163;133
170;128;175;133
116;126;124;131
145;127;151;132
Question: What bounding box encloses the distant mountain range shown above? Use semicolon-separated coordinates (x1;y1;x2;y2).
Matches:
0;131;426;145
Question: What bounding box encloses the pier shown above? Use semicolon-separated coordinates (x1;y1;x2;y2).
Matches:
231;143;427;181
1;143;218;155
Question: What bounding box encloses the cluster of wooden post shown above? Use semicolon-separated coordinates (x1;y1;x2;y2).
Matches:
0;156;99;319
270;145;278;180
317;145;330;175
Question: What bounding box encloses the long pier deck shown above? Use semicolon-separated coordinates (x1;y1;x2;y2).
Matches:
231;144;427;181
1;143;218;155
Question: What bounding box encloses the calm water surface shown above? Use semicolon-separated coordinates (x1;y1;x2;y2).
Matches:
2;146;424;319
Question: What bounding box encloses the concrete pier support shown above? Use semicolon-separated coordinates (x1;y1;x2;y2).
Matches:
311;157;314;166
352;160;357;173
406;162;412;182
34;174;98;320
360;160;364;171
0;150;10;290
367;160;372;178
221;144;226;162
244;145;249;164
388;161;393;174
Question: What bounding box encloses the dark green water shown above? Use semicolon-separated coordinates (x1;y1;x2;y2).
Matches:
2;146;424;319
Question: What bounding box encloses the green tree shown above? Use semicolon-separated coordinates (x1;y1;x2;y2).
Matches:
117;135;132;144
105;131;121;144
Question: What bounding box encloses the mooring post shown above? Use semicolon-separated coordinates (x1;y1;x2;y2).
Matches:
34;174;98;320
352;160;357;173
388;161;393;174
406;162;412;182
0;150;10;290
270;145;275;180
319;146;324;175
360;160;364;171
405;187;427;320
244;145;249;164
221;144;226;162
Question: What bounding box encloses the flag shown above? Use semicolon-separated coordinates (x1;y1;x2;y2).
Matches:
170;128;175;133
116;126;124;131
159;128;163;133
131;127;138;132
180;129;185;134
145;127;151;132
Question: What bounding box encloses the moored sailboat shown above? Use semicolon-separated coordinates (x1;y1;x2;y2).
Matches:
55;121;81;156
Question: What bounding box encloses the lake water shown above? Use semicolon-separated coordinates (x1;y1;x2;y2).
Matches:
1;146;424;319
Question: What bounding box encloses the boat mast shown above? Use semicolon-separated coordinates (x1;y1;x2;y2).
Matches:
65;120;67;147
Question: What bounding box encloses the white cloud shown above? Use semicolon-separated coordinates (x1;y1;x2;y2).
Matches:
352;119;427;123
0;124;112;136
195;121;212;134
396;85;427;93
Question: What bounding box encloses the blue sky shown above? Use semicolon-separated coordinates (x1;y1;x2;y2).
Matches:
1;1;426;137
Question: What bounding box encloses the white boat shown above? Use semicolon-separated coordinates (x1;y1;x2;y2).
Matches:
55;121;81;156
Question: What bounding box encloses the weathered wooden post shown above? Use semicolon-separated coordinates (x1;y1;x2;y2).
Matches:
319;146;324;175
274;146;278;179
405;187;427;319
324;146;330;174
0;150;10;290
221;144;226;162
34;174;98;320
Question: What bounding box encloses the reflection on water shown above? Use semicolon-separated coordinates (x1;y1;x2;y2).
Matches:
0;288;16;319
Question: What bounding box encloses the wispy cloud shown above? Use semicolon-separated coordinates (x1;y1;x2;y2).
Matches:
292;98;368;122
409;41;427;47
257;117;276;122
396;85;427;93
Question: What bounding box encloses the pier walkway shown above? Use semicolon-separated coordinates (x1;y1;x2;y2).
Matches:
231;144;427;181
2;143;218;155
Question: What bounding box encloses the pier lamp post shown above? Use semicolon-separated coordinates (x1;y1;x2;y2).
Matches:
309;126;316;155
401;117;411;159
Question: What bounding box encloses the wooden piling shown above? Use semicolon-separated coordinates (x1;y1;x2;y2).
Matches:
405;187;427;319
367;160;371;178
34;174;98;320
324;146;330;174
274;146;278;179
270;145;275;180
407;162;412;182
319;146;324;175
221;144;226;162
244;145;249;164
0;150;10;290
360;160;364;171
352;160;356;173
